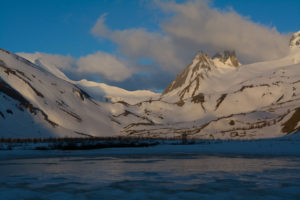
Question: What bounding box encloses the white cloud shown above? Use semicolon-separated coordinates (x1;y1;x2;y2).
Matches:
159;0;289;63
18;51;132;82
92;16;184;73
18;52;75;70
18;0;293;91
77;51;132;81
91;0;290;74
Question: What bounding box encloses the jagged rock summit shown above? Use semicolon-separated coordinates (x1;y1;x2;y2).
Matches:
212;50;241;67
163;52;214;98
289;31;300;48
162;50;241;101
1;31;300;139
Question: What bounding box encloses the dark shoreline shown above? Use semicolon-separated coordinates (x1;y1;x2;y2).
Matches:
0;136;298;151
0;136;192;150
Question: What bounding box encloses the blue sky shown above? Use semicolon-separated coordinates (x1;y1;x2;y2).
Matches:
1;0;299;91
0;0;162;56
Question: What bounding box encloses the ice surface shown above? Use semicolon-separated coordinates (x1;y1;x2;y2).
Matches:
0;148;299;200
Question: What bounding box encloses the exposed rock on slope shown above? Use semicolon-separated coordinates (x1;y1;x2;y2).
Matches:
290;31;300;48
212;50;241;67
1;31;300;139
162;52;216;101
162;50;241;103
0;48;120;138
119;32;300;139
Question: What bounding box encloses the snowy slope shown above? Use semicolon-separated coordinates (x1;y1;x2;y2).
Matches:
289;31;300;49
119;33;300;139
0;49;120;138
18;52;159;105
76;79;159;105
16;52;72;82
1;32;300;139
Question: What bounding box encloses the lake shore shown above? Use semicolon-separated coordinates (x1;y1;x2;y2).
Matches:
1;135;300;160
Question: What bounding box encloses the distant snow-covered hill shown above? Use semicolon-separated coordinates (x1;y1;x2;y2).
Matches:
0;49;120;138
18;52;159;105
1;31;300;139
118;32;300;139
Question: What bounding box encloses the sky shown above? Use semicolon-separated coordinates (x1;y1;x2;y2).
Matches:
1;0;299;91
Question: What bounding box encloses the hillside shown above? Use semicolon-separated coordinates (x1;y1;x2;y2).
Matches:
0;31;300;139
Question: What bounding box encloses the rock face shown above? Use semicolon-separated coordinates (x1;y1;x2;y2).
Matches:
162;52;214;99
162;51;241;102
0;48;120;138
120;32;300;139
1;31;300;140
290;31;300;48
212;50;241;67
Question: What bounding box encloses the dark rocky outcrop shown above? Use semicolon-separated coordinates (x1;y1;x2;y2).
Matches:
289;31;300;48
212;50;240;67
163;52;213;95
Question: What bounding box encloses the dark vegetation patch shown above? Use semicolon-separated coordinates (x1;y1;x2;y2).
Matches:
282;107;300;134
0;111;5;119
276;95;284;103
215;94;227;110
59;108;82;122
191;93;204;103
0;78;57;127
6;109;13;114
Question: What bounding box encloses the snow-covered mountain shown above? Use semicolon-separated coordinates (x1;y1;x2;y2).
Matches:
161;51;240;102
212;50;241;68
290;31;300;48
18;52;159;105
118;33;300;139
0;49;122;138
1;32;300;139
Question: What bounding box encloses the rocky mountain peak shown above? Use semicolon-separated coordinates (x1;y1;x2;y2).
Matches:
162;52;215;97
193;52;211;62
212;50;241;67
290;31;300;48
191;52;214;71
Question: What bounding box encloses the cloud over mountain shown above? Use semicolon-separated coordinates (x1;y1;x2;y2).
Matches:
18;0;291;90
18;51;132;82
92;0;290;73
77;51;131;81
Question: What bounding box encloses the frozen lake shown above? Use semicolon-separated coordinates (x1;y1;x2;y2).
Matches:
0;147;300;200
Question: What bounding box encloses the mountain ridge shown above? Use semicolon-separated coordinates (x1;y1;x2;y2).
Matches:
1;32;300;139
